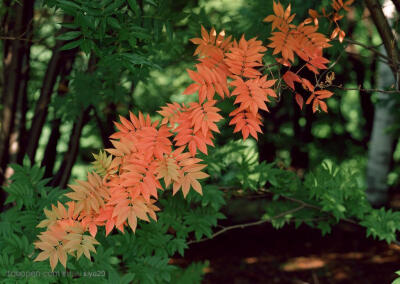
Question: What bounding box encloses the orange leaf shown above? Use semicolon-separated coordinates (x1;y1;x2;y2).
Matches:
282;71;301;90
295;93;304;109
183;83;200;95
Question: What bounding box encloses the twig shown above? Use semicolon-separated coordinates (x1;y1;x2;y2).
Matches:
260;188;360;225
260;62;280;71
331;84;399;94
343;38;392;63
187;186;400;247
187;204;305;245
316;45;348;87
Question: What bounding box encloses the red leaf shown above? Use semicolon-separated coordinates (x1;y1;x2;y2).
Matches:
319;100;328;112
282;71;301;90
315;89;334;99
183;83;200;95
295;93;304;109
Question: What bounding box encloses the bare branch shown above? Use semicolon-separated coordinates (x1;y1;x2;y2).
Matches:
365;0;399;87
343;38;392;63
331;84;399;94
187;204;305;245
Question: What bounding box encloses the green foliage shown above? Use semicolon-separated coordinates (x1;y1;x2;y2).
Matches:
206;141;400;244
0;163;63;283
393;271;400;284
45;0;195;122
170;261;209;284
361;208;400;244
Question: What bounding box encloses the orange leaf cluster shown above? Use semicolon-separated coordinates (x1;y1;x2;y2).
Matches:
185;26;278;140
305;0;354;43
35;110;210;270
264;1;351;112
34;201;99;270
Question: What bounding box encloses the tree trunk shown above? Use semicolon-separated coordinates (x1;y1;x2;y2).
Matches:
25;16;77;163
365;46;397;206
50;107;91;188
50;55;97;188
94;103;117;149
41;55;76;178
0;0;34;210
365;0;399;206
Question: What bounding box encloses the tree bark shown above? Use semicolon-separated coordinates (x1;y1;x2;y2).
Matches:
42;119;62;179
25;16;77;163
50;55;97;188
50;107;91;188
0;0;34;210
94;103;117;149
365;0;399;206
41;55;76;178
365;0;399;78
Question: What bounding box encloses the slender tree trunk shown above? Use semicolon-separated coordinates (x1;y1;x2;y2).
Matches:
94;103;117;149
365;0;399;206
25;16;76;163
42;119;62;179
50;56;97;188
50;107;91;188
365;46;397;206
0;0;34;210
41;54;76;178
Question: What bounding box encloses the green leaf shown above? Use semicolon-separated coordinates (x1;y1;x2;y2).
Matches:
120;273;135;284
127;0;137;10
59;38;83;51
107;17;121;30
145;0;157;6
104;0;124;13
154;19;160;41
393;271;400;284
56;31;82;41
59;22;79;29
165;20;173;40
57;0;81;10
80;39;94;54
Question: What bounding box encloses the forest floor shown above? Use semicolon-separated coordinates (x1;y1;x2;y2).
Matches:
172;193;400;284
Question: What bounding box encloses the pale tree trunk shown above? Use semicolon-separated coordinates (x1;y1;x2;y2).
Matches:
365;47;396;206
365;0;399;206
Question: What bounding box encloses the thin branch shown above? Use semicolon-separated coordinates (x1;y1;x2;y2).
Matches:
315;44;348;87
0;35;36;42
343;38;391;63
365;0;399;87
187;186;390;246
331;84;399;94
260;62;280;71
259;188;360;226
187;204;305;245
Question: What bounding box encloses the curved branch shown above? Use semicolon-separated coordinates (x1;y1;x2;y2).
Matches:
331;85;399;94
187;204;305;245
365;0;399;84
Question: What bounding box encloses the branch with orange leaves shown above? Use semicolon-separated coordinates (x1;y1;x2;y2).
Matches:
34;2;351;270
